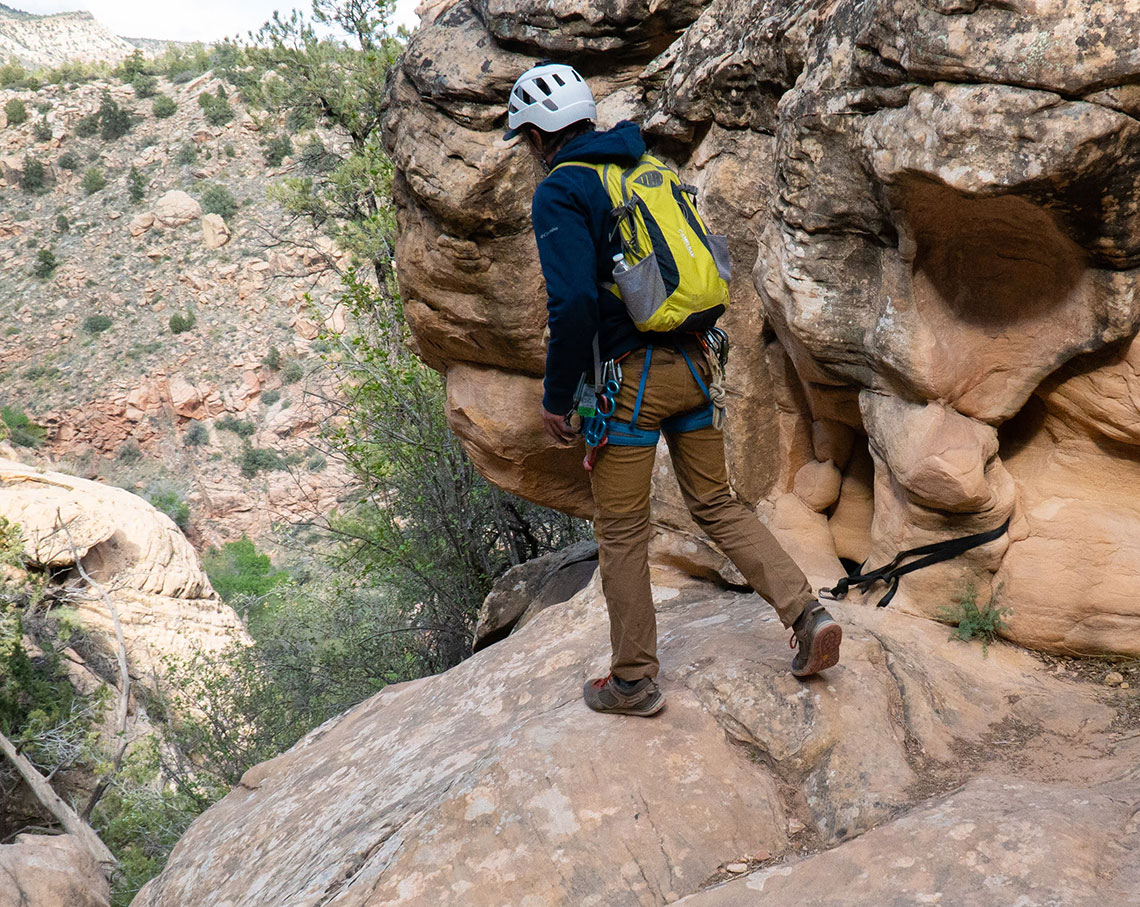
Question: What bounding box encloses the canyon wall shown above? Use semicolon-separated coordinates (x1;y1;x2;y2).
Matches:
382;0;1140;656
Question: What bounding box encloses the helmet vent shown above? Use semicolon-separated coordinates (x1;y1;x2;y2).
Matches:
552;72;565;86
534;77;552;96
519;89;534;104
543;98;558;110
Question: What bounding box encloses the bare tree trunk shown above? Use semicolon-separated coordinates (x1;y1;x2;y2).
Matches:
0;731;116;873
52;518;133;822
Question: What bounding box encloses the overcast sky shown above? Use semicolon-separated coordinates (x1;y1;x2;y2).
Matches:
11;0;420;42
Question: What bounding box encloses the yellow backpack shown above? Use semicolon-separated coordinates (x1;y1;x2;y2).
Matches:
553;153;731;332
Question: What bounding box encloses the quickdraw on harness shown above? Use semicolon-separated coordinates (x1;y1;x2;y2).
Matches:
819;517;1011;608
576;331;728;471
576;338;622;472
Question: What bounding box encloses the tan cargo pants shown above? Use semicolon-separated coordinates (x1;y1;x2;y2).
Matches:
590;338;815;682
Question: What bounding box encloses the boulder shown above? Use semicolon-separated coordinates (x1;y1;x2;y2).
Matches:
0;458;248;677
153;190;202;228
129;211;155;237
0;835;110;907
473;539;598;650
201;213;230;248
167;375;210;419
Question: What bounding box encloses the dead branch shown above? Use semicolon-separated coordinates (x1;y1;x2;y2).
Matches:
51;516;133;822
0;730;115;872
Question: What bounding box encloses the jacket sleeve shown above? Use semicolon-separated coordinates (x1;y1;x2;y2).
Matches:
532;176;600;416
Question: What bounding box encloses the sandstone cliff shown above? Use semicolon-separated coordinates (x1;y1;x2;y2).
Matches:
381;0;1140;657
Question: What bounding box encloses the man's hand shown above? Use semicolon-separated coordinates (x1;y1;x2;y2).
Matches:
542;407;577;445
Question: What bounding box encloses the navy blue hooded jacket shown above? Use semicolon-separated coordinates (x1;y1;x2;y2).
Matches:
532;121;680;415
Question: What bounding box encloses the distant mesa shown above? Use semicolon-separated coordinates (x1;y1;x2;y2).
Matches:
0;3;183;69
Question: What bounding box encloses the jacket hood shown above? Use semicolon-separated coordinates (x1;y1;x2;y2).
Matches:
551;120;645;167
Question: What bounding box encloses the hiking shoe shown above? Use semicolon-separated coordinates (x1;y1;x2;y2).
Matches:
790;602;842;677
583;674;665;716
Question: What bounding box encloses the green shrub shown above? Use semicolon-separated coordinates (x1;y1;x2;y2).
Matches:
199;183;237;219
0;407;45;447
215;415;254;438
240;446;285;478
281;360;303;384
169;311;196;334
171;69;196;84
98;93;133;141
198;88;234;127
32;248;58;279
42;60;104;87
75;112;99;137
285;105;314;134
224;142;236;157
117;49;147;82
82;314;113;334
19;156;44;193
260;389;280;407
90;745;202;907
299;137;338;174
132;72;158;99
305;453;327;473
23;364;59;380
201;536;287;602
4;98;27;126
32;117;51;142
116;439;142;463
183;422;209;447
937;586;1011;655
82;167;106;195
128;166;146;204
147;487;190;531
0;61;32;89
56;213;69;232
57;150;79;170
262;346;281;370
152;94;177;118
261;133;292;167
175;142;198;165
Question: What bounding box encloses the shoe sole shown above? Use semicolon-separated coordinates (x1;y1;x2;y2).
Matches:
609;692;666;717
584;686;667;717
792;622;842;677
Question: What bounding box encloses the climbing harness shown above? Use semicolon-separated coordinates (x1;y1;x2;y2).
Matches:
819;517;1011;608
576;331;728;472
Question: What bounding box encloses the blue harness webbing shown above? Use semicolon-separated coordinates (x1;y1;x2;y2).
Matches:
604;343;715;448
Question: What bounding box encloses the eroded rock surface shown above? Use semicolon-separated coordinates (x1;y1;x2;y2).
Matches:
382;0;1140;656
0;834;110;907
0;457;248;674
677;776;1140;907
132;571;1139;906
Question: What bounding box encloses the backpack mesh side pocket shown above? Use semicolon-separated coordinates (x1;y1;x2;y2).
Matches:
708;233;732;282
613;252;668;328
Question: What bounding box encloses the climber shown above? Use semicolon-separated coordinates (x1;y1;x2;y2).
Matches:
506;62;842;717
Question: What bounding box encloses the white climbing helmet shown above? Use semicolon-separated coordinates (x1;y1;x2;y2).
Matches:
504;62;596;140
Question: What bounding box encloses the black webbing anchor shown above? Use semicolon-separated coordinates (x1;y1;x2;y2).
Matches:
820;517;1011;608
